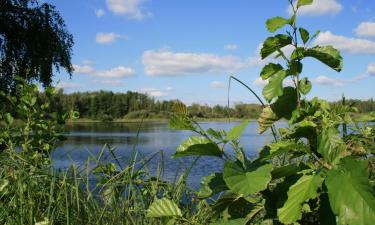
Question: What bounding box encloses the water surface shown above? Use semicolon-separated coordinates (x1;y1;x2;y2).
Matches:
53;121;278;188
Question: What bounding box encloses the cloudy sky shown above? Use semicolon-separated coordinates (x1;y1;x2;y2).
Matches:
50;0;375;105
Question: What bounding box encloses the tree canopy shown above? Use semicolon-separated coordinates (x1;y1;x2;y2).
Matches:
0;0;73;93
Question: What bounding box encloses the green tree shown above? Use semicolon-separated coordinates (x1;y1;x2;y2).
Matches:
0;0;74;93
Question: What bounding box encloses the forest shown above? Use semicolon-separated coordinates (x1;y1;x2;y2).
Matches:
37;89;375;121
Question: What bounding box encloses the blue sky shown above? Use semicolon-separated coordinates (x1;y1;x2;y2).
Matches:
48;0;375;105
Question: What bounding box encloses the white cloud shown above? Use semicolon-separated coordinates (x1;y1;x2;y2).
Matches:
367;63;375;76
355;22;375;37
106;0;151;20
314;31;375;54
314;75;344;87
140;87;172;97
210;81;225;89
96;32;122;44
252;77;268;86
73;64;95;74
287;0;342;16
95;66;135;78
252;77;295;87
99;79;124;86
142;49;246;76
224;44;239;50
95;9;105;17
56;81;82;90
73;64;135;78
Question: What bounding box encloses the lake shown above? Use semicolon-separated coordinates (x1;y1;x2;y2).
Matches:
53;121;278;188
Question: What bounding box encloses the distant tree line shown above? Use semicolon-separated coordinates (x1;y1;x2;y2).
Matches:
34;90;263;121
33;90;375;121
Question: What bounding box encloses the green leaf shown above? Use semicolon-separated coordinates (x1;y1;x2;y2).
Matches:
225;120;249;141
310;30;321;41
263;70;287;102
299;27;310;44
169;114;195;130
147;198;182;218
271;163;309;179
223;161;272;195
260;63;284;80
326;158;375;225
304;46;343;72
265;140;308;160
210;218;248;225
0;179;9;192
261;34;293;59
174;136;222;158
317;127;346;165
197;173;227;198
271;87;298;119
278;174;323;224
266;16;290;33
299;77;312;95
297;0;314;8
4;113;13;126
258;106;278;134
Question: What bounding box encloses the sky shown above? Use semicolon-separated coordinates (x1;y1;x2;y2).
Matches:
47;0;375;105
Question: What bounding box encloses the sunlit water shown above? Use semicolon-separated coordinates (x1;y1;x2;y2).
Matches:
53;121;282;188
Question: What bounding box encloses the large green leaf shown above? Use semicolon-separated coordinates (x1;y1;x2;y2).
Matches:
277;174;323;224
260;63;284;80
326;158;375;225
258;106;278;134
271;87;298;119
297;0;313;8
225;120;249;141
223;161;272;195
146;198;182;218
317;127;345;165
266;16;291;33
197;173;227;199
304;46;343;72
261;34;292;59
263;70;287;102
174;136;222;158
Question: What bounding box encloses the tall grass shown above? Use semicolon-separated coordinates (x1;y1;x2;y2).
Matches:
0;141;211;224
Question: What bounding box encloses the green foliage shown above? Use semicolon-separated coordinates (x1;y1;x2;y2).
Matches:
223;161;272;196
0;0;74;93
277;174;323;224
261;34;292;59
262;69;287;102
266;16;292;33
303;46;343;72
326;158;375;225
165;0;375;224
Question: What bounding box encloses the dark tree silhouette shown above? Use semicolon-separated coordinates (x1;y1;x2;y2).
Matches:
0;0;73;93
